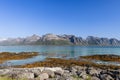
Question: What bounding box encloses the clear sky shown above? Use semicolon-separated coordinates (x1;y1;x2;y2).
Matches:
0;0;120;39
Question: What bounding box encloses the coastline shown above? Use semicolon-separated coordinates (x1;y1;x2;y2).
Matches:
0;52;120;80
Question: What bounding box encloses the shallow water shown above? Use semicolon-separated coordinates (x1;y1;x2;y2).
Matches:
0;45;120;65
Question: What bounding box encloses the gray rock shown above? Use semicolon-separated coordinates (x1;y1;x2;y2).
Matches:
0;69;10;75
64;70;70;73
42;70;55;78
63;71;72;79
89;67;101;76
79;71;88;79
106;75;114;80
70;67;77;75
100;74;114;80
48;67;64;76
17;72;34;79
31;69;41;77
39;73;49;80
54;70;64;76
0;66;120;80
91;76;100;80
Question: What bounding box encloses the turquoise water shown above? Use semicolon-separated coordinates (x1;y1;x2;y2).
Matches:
0;45;120;65
0;45;120;56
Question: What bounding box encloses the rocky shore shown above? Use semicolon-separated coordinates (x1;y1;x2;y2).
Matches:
0;52;120;80
0;66;120;80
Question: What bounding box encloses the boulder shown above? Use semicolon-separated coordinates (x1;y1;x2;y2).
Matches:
31;69;41;77
70;67;77;75
89;67;101;76
0;69;10;75
91;76;100;80
54;70;64;76
37;67;45;72
42;70;55;78
39;73;49;80
17;72;34;79
100;74;114;80
45;67;64;76
79;71;87;79
106;75;114;80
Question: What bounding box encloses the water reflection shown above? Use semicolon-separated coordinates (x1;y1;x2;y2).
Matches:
69;46;75;57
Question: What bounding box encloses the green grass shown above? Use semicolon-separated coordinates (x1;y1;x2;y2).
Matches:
0;77;15;80
86;75;92;80
0;77;27;80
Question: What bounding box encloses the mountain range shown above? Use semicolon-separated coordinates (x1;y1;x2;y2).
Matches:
0;34;120;46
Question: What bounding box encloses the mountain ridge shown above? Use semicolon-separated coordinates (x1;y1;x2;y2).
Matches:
0;34;120;46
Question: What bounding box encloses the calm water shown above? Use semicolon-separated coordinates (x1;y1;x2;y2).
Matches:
0;45;120;65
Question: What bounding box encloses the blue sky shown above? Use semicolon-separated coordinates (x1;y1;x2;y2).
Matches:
0;0;120;39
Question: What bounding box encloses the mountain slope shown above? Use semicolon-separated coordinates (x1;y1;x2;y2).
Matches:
0;34;120;46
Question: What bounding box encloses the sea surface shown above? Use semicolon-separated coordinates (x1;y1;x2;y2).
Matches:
0;45;120;65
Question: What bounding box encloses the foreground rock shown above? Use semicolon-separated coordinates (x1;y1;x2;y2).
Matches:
0;66;120;80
